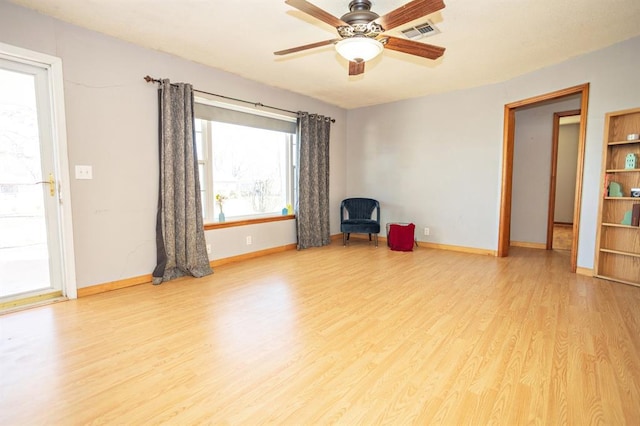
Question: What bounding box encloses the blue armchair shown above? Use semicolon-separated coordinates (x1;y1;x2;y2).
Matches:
340;198;381;246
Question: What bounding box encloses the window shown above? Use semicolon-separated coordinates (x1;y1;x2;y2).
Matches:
194;99;297;222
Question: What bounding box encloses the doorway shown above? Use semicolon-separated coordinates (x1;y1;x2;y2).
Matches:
0;43;76;309
547;111;581;251
498;83;590;272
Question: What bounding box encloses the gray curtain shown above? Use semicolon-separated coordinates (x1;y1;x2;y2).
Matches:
152;79;212;285
296;112;332;249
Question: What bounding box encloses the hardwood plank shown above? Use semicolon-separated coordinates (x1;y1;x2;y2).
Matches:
1;245;639;424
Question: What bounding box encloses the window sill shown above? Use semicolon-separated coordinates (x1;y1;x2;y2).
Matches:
204;214;295;230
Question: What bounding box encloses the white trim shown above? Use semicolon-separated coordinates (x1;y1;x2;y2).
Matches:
0;42;77;299
194;96;297;123
0;42;57;68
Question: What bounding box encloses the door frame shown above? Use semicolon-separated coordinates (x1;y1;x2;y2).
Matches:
1;42;77;299
497;83;590;272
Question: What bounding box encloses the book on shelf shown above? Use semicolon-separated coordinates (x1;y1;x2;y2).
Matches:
632;204;640;227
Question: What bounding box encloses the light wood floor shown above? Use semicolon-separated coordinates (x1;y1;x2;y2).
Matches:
552;223;573;251
1;244;639;424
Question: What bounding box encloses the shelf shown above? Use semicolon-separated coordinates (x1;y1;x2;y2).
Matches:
599;248;640;258
601;223;640;229
596;107;640;287
605;168;640;173
608;139;640;145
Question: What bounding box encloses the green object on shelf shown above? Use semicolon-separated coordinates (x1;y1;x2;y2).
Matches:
609;181;623;197
621;210;632;225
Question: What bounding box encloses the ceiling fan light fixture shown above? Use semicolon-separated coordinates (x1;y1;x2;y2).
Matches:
335;37;383;62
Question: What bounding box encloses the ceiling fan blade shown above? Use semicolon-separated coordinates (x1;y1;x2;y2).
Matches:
383;35;445;60
375;0;445;31
274;38;340;56
349;61;365;76
284;0;349;28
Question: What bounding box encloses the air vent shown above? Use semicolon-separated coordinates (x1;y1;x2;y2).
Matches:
400;20;440;40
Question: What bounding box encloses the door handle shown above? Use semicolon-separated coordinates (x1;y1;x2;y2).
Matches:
36;173;55;197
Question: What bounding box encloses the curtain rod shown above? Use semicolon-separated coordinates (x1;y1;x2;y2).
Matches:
144;75;335;123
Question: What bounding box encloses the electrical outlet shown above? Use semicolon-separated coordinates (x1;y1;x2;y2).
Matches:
424;227;430;236
206;244;211;254
246;236;252;245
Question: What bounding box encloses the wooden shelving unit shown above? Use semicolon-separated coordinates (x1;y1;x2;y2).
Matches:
594;107;640;287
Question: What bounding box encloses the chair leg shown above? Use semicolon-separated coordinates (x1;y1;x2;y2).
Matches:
368;233;372;241
342;232;346;245
374;234;378;247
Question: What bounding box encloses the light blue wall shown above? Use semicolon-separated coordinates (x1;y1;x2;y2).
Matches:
347;36;640;268
555;123;580;224
347;84;504;250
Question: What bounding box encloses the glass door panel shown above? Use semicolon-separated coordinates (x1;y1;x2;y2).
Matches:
0;61;60;301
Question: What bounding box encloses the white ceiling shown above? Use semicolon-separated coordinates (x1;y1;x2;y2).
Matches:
8;0;640;109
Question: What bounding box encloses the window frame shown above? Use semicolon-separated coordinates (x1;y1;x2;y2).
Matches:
194;97;297;224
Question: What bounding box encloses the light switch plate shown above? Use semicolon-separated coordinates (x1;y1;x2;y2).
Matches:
75;165;92;179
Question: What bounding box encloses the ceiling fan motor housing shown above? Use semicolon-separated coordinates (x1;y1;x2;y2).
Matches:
338;0;383;38
341;0;379;25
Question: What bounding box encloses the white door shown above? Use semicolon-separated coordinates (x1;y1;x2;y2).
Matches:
0;45;76;305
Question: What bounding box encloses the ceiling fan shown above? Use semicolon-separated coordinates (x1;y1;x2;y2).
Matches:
274;0;446;76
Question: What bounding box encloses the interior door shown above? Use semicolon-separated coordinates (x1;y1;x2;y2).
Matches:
0;58;64;304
